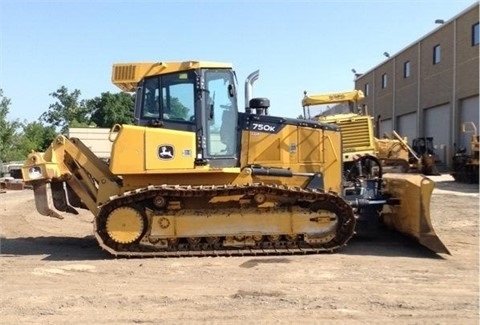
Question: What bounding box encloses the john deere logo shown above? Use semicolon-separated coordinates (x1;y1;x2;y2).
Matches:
158;145;174;160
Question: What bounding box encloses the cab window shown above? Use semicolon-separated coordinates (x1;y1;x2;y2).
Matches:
142;78;160;118
162;73;195;122
140;72;195;123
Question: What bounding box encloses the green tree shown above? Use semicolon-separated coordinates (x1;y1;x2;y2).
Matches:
0;89;22;162
18;121;57;153
87;92;134;128
40;86;92;133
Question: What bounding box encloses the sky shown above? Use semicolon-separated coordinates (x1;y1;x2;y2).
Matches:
0;0;477;123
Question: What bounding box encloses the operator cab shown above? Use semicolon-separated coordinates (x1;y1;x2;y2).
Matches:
134;68;239;168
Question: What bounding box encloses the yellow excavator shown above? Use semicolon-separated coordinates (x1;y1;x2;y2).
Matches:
21;61;449;257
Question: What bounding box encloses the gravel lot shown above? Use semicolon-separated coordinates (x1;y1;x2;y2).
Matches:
0;174;478;324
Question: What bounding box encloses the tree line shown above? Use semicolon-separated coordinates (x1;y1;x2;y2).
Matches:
0;87;134;163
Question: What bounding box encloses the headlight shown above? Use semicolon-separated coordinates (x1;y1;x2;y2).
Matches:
28;166;43;179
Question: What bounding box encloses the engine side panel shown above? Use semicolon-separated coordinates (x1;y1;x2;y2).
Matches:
238;113;343;193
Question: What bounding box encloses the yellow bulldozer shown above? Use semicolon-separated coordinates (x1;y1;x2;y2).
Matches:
376;131;440;176
22;61;449;257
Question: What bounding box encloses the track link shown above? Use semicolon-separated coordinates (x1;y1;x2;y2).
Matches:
94;184;356;257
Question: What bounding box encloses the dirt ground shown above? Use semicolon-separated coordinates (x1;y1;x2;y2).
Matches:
0;174;478;325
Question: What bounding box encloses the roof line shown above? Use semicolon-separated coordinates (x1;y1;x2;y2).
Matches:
356;2;479;79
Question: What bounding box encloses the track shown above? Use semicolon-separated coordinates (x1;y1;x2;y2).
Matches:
94;184;356;257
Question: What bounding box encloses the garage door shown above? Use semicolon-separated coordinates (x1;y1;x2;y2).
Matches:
458;96;479;153
397;112;417;144
378;118;392;138
424;104;450;164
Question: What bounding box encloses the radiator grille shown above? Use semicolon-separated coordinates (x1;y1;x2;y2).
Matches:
338;118;372;150
113;65;136;81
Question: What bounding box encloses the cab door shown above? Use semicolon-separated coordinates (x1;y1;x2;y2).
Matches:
203;69;239;168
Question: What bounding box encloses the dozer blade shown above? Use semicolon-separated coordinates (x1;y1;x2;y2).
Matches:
32;182;64;220
51;182;79;215
381;173;450;255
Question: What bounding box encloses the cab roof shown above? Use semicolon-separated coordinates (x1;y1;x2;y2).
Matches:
112;61;233;92
302;90;365;107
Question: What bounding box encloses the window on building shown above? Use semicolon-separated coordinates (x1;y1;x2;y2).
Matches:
473;22;479;46
364;83;369;96
403;61;411;78
381;73;387;89
433;45;441;64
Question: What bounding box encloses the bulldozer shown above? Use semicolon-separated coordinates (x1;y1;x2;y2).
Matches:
21;61;449;257
374;132;411;173
376;131;440;176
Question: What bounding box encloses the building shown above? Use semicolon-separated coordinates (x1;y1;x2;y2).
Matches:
68;127;113;160
354;2;479;167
